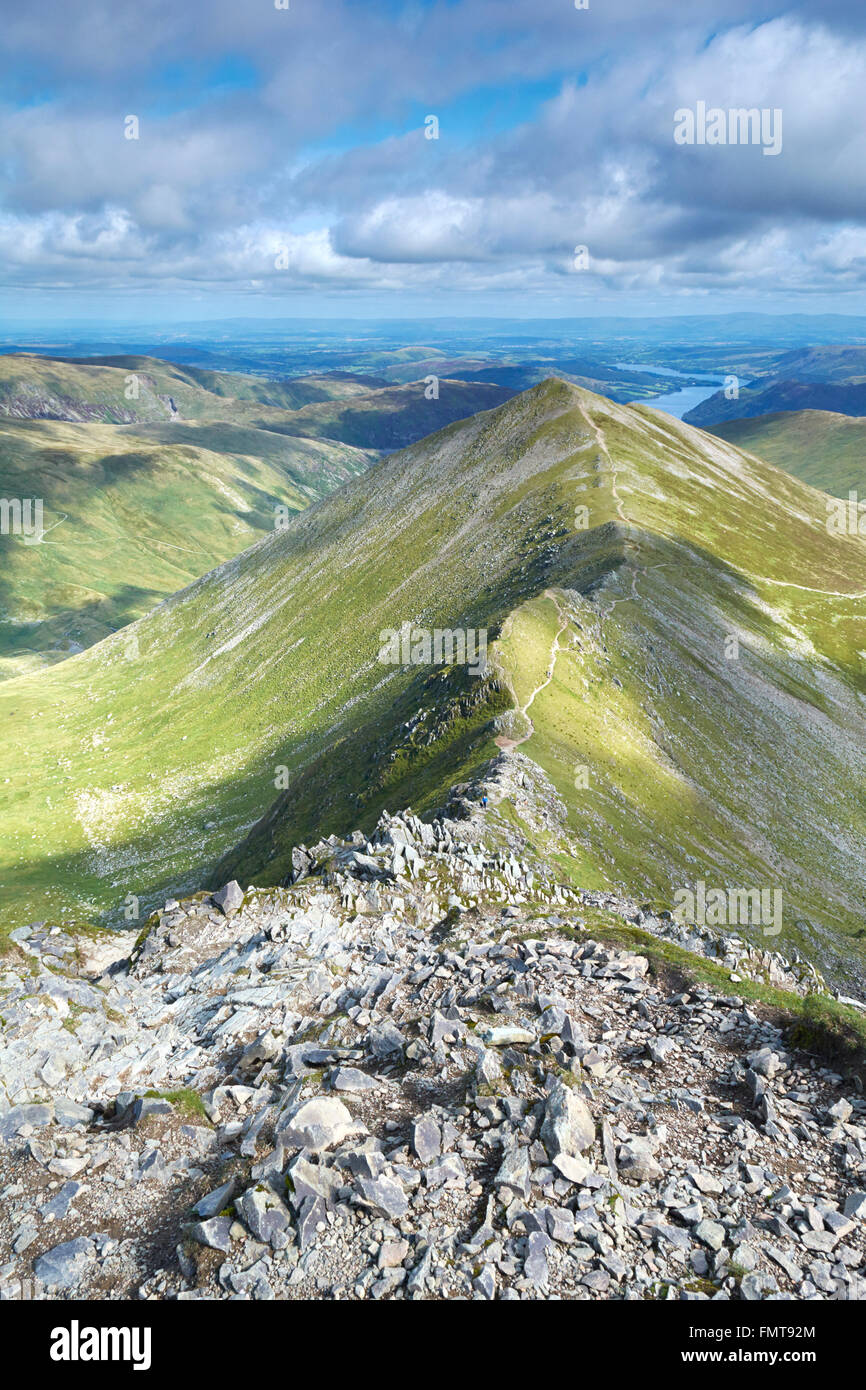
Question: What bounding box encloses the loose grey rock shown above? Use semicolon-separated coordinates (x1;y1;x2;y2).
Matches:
212;881;245;917
33;1237;96;1290
524;1230;552;1287
355;1175;409;1219
694;1219;726;1251
330;1067;377;1093
411;1115;441;1164
618;1138;663;1185
193;1179;236;1220
188;1217;233;1253
0;786;862;1306
278;1097;366;1153
235;1187;292;1247
540;1081;595;1160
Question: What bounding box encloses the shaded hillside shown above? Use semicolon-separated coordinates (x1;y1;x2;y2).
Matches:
261;378;516;449
0;417;373;679
685;379;866;428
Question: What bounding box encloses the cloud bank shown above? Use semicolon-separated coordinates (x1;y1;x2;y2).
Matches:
3;1;866;312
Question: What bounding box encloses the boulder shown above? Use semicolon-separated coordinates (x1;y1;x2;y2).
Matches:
540;1081;595;1160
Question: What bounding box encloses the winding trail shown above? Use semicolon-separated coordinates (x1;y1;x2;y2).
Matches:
495;589;570;751
577;400;628;527
754;578;866;599
576;400;647;617
495;403;649;752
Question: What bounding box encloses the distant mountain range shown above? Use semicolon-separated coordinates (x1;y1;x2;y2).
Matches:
0;352;384;424
684;345;866;427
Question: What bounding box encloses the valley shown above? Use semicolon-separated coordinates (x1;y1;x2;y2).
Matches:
0;354;517;678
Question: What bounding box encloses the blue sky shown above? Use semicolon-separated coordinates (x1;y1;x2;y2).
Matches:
3;0;866;322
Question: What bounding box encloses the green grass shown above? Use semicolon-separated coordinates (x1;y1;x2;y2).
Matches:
2;379;866;999
0;416;373;679
0;353;381;426
144;1087;211;1123
709;409;866;498
0;356;517;677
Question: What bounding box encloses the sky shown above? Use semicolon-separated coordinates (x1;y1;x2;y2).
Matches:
3;0;866;322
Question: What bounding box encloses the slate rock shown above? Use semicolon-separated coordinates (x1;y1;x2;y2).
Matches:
355;1175;408;1219
188;1217;233;1253
331;1067;377;1093
54;1096;94;1128
523;1230;551;1287
34;1237;96;1290
212;881;245;917
278;1096;366;1153
368;1021;406;1057
618;1139;663;1185
495;1140;532;1200
0;1102;53;1142
694;1219;726;1251
193;1179;236;1220
235;1186;292;1247
40;1181;81;1221
540;1081;595;1160
411;1115;441;1164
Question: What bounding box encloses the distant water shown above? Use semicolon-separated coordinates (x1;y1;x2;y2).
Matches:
636;382;724;418
615;361;726;420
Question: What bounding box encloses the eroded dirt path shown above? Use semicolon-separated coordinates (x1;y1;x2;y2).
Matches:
495;589;570;750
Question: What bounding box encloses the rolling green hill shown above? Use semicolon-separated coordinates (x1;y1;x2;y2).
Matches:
0;417;373;679
0;351;516;448
709;409;866;497
0;356;519;679
2;380;866;992
0;353;383;426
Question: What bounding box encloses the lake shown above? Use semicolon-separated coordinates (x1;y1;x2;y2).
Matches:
615;361;726;419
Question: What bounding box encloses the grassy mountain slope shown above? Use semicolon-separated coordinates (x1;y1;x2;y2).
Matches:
0;351;518;449
709;410;866;497
2;381;866;990
0;354;379;426
0;417;373;678
0;355;518;677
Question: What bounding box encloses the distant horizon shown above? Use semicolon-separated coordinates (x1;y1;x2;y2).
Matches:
7;309;866;334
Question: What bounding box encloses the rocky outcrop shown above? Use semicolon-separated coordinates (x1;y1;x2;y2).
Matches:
1;791;864;1302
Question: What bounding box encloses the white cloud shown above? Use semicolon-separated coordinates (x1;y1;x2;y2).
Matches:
3;7;866;304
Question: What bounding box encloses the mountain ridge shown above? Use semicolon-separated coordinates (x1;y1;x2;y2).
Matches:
2;379;866;990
